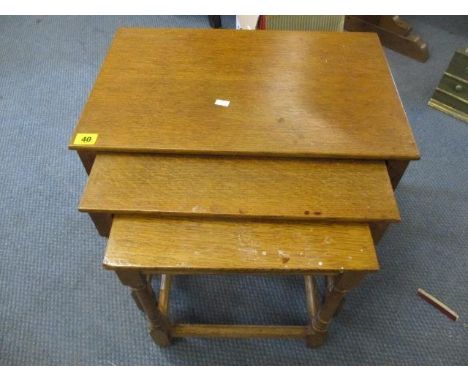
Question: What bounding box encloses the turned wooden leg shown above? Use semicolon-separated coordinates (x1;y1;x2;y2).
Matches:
304;275;320;322
130;275;153;312
306;272;366;348
324;275;346;318
116;270;171;347
158;274;173;316
88;212;112;238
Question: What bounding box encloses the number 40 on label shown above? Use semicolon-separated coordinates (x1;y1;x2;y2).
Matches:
73;133;98;145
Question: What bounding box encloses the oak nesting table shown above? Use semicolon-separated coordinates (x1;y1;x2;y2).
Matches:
69;28;419;347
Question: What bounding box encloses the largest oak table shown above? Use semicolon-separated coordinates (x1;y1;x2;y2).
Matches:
70;28;419;170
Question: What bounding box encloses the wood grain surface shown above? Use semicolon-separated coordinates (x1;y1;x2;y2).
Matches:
69;28;419;160
103;215;379;273
80;153;400;222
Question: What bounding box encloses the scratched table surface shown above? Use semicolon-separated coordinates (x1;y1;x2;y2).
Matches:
103;215;379;273
69;28;419;160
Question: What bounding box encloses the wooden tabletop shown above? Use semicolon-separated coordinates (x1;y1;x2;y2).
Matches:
80;153;400;222
70;28;419;160
104;215;379;273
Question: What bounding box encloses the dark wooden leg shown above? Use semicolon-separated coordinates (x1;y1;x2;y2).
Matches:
324;275;346;317
158;274;173;316
208;16;222;28
304;276;320;322
369;221;390;245
325;275;334;293
77;150;96;175
131;290;144;312
116;270;171;347
306;272;366;348
88;212;112;238
344;16;429;62
386;160;409;190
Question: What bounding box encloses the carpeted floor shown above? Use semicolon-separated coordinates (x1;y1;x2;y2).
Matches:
0;15;466;365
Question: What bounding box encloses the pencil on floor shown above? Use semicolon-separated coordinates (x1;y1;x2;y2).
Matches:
417;288;459;321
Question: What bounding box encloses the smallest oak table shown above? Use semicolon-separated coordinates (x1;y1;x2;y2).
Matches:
106;215;378;347
69;28;419;347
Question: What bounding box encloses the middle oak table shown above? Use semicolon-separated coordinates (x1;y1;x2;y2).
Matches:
79;154;399;241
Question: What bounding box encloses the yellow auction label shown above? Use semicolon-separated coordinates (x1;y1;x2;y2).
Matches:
74;133;98;145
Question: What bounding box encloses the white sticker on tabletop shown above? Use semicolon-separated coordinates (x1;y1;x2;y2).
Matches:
214;99;230;107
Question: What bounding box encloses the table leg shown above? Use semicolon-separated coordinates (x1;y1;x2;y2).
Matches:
306;272;366;348
88;212;112;238
386;160;409;190
304;276;320;321
370;221;390;245
77;151;96;175
324;275;346;318
116;270;171;347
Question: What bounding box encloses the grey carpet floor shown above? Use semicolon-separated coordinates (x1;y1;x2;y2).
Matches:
0;15;467;365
